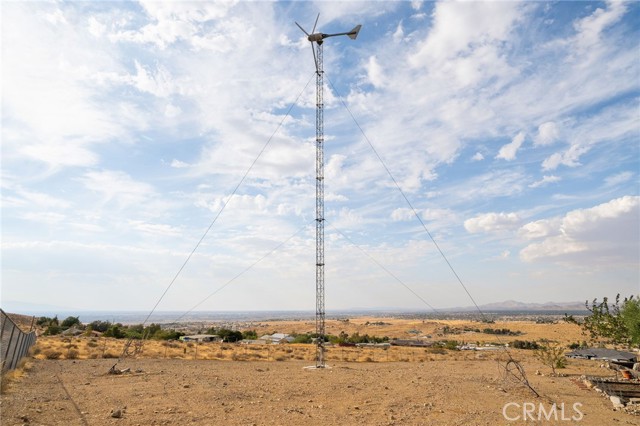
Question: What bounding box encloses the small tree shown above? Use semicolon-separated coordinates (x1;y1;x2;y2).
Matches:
242;330;258;340
621;297;640;346
534;342;566;375
565;294;639;346
44;324;62;335
61;316;81;329
104;324;126;339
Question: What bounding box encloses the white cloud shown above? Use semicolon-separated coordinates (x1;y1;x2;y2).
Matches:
410;1;522;65
573;1;627;50
132;61;176;98
464;212;521;234
80;170;155;207
534;122;560;146
392;22;404;43
518;218;562;240
9;188;71;210
496;131;525;161
128;220;183;237
2;2;638;309
366;55;385;88
23;212;67;225
604;171;633;187
170;159;190;169
391;208;413;222
529;175;561;189
520;196;640;264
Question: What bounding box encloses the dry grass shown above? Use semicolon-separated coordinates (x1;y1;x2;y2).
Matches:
30;319;585;365
32;336;496;365
252;317;585;345
1;356;33;394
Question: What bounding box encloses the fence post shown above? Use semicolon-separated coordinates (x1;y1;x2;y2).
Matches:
3;324;16;370
1;311;38;372
10;332;24;370
1;313;8;342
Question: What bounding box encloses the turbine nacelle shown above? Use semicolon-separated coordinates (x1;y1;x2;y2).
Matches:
306;25;362;44
296;15;361;71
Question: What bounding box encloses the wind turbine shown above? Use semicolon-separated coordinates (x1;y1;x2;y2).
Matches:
296;15;361;72
296;15;361;369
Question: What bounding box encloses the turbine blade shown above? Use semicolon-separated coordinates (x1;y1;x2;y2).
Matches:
348;24;362;40
312;13;320;34
295;21;309;36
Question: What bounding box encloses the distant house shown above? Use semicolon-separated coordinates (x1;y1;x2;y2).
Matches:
566;348;637;362
61;327;84;336
259;333;295;344
180;334;221;343
390;339;433;347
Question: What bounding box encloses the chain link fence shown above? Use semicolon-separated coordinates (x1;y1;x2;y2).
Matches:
1;309;37;372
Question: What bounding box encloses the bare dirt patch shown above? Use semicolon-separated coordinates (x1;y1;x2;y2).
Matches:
2;318;637;425
1;355;636;426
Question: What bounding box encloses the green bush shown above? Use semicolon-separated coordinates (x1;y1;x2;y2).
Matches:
61;316;81;329
293;334;312;344
511;340;540;350
444;340;459;350
44;325;62;336
242;330;258;340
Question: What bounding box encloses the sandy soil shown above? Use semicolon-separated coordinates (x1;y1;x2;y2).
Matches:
2;355;638;426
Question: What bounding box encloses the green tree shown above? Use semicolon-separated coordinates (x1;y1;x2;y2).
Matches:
125;324;144;339
36;316;54;326
242;330;258;340
220;330;243;342
565;294;639;346
104;324;126;338
88;320;112;333
61;316;81;329
293;334;312;344
621;297;640;346
44;324;62;335
144;323;162;339
156;329;184;340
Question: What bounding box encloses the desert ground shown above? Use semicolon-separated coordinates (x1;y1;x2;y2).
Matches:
2;317;639;426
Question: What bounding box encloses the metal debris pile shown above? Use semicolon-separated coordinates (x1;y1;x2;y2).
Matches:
583;375;640;415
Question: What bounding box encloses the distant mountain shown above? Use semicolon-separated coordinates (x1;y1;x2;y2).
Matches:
444;300;587;312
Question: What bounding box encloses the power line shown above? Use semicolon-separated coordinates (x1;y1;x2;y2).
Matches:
138;74;314;329
327;221;439;313
326;75;489;322
113;75;315;366
167;221;312;325
325;76;540;397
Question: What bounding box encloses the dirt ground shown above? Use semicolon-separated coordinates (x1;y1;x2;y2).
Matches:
2;355;638;426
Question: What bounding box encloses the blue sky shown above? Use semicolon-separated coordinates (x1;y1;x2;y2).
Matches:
2;1;638;313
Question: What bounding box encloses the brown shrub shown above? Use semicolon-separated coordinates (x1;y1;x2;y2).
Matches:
44;350;62;360
66;349;80;360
